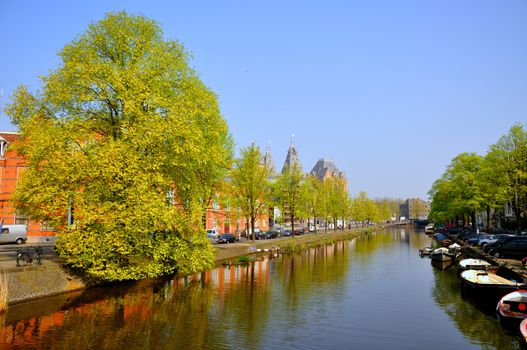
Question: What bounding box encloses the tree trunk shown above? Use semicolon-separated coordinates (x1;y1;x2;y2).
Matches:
486;205;492;232
245;218;250;241
291;213;295;238
251;216;256;243
202;211;207;230
471;211;476;229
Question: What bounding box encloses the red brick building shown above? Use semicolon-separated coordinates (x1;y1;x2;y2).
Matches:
0;131;269;242
0;132;56;242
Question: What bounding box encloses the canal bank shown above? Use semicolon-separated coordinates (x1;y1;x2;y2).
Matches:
3;227;372;305
447;233;527;283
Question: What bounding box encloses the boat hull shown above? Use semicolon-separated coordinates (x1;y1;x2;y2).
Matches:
520;319;527;344
460;270;522;309
497;290;527;333
430;248;455;262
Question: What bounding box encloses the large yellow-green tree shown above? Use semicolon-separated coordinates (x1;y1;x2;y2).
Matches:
6;12;232;281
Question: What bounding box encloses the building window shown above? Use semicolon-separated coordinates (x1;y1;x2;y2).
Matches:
0;138;7;158
212;200;219;210
41;220;54;231
14;212;29;226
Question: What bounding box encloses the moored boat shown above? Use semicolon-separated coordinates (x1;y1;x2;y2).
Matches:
418;247;433;256
520;318;527;344
448;243;461;254
430;247;455;262
424;223;435;234
431;258;454;271
460;270;524;308
497;290;527;332
433;233;452;247
457;258;492;274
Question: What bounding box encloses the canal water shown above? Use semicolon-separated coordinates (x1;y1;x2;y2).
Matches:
1;227;523;349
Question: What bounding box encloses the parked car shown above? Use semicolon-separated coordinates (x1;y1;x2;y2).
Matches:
466;235;486;246
248;229;262;240
0;225;27;244
479;234;514;248
483;235;526;253
445;227;464;236
488;238;527;259
458;229;479;242
217;233;236;244
282;230;292;237
206;229;220;242
261;230;279;239
293;227;306;235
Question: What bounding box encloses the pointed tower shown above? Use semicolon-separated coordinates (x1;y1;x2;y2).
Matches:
281;134;302;174
262;141;276;174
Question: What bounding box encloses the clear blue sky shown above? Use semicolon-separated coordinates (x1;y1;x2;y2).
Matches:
1;1;526;200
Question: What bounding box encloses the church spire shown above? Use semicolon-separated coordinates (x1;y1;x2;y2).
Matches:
281;134;302;174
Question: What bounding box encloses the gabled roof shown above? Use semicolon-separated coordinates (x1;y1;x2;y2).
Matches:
0;131;19;143
310;158;345;180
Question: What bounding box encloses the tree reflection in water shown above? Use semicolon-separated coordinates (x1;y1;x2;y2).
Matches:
0;229;525;349
431;263;522;349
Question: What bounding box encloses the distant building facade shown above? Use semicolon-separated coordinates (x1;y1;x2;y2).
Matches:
400;198;430;221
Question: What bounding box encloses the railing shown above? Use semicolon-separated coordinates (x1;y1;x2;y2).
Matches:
16;247;43;267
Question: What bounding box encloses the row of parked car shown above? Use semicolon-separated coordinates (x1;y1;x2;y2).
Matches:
454;228;527;259
206;227;310;244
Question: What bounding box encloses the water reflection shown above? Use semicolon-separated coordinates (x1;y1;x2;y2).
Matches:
430;264;522;349
0;228;524;349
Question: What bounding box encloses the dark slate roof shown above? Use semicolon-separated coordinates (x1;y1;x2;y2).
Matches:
310;158;344;180
281;145;302;174
262;148;276;174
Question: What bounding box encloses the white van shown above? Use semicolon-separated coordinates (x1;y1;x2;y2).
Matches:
0;224;28;244
206;229;220;241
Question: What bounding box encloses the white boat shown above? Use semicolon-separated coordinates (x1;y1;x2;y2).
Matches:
448;242;461;254
418;247;434;256
457;258;491;273
430;247;455;262
425;223;435;234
